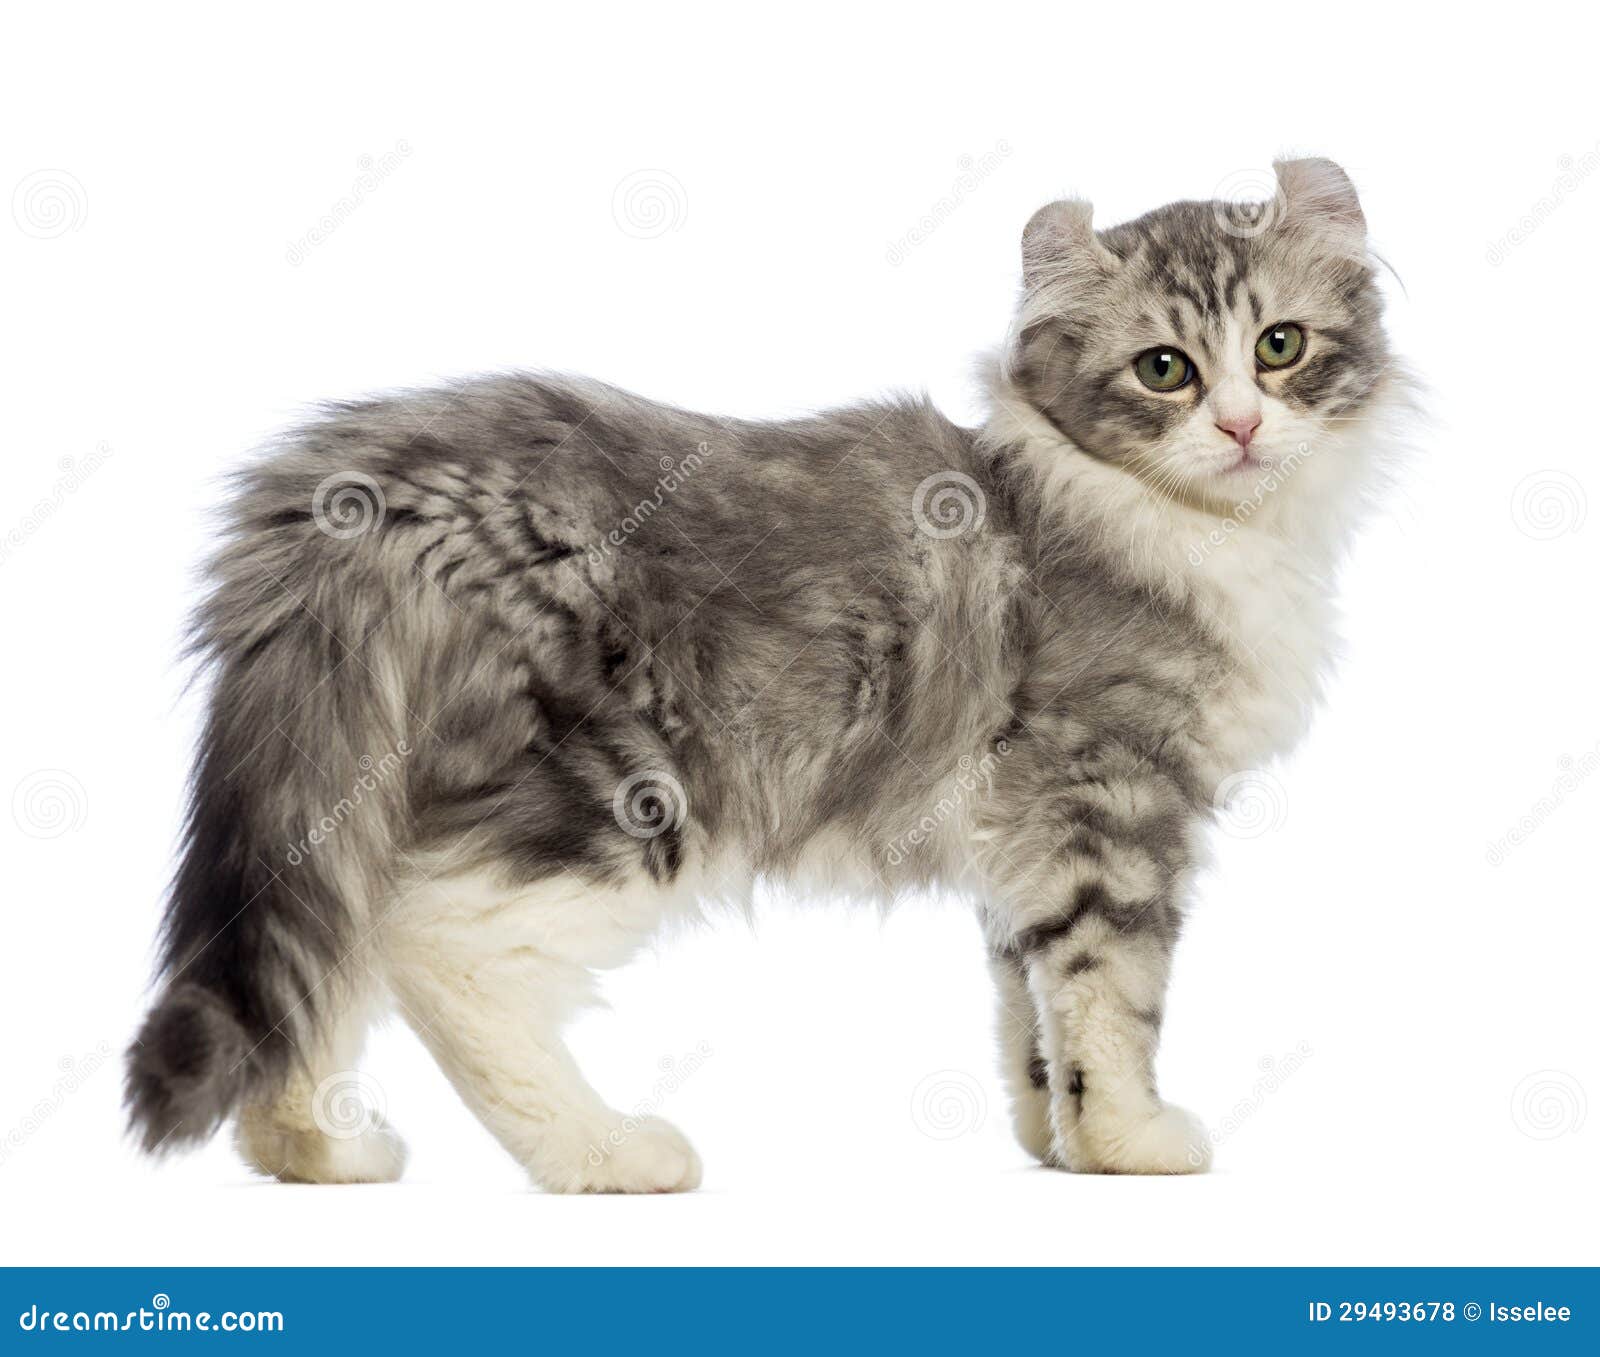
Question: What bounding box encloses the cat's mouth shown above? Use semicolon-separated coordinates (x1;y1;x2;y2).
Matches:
1214;447;1279;479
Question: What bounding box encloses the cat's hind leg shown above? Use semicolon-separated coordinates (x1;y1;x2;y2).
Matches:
382;864;700;1194
234;984;408;1184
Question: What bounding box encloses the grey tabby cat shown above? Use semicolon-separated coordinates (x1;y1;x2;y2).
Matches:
127;158;1400;1189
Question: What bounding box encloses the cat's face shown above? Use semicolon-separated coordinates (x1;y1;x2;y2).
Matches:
1010;159;1389;512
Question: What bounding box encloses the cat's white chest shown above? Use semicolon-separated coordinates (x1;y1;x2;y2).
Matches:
1179;532;1335;785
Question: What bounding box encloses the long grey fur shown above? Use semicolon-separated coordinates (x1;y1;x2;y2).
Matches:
127;157;1400;1183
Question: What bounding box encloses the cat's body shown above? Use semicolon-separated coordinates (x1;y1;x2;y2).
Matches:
128;159;1404;1188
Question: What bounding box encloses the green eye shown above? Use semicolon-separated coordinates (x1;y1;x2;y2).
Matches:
1133;347;1193;392
1255;322;1305;369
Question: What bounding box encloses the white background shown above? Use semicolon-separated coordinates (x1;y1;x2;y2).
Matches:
3;2;1595;1267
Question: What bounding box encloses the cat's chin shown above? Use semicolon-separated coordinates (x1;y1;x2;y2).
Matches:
1128;465;1273;518
1164;448;1312;514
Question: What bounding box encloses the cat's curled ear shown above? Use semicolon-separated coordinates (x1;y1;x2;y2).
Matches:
1272;157;1366;238
1021;198;1120;293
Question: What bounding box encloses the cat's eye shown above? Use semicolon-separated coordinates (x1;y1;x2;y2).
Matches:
1255;322;1305;370
1133;347;1193;392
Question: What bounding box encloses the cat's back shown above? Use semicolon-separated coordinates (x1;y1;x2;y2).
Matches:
243;371;978;548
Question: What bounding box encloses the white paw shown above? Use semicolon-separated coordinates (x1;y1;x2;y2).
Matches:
237;1115;408;1184
1065;1102;1211;1175
547;1115;703;1194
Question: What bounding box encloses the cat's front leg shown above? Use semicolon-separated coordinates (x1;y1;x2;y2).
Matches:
986;952;1060;1166
1020;908;1208;1174
982;803;1211;1175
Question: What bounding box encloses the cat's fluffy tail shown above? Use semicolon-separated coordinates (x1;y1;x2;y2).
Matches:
126;456;412;1153
126;980;258;1153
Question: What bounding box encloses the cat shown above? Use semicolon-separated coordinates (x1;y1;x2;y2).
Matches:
126;157;1404;1190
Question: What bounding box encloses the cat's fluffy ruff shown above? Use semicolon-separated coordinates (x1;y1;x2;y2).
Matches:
127;158;1400;1188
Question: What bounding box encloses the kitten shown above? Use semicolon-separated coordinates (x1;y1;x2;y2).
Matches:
127;158;1402;1189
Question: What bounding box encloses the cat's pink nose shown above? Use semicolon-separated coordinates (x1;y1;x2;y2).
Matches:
1215;414;1261;450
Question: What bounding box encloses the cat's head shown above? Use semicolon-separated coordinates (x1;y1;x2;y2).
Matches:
1002;158;1392;515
